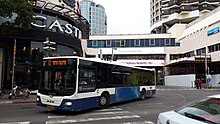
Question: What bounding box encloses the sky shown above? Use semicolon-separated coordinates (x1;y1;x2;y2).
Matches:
89;0;151;35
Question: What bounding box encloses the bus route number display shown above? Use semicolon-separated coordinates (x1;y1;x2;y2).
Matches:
46;59;67;66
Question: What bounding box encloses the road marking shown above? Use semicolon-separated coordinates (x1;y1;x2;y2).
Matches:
0;121;30;124
90;110;131;115
48;111;131;119
118;121;155;124
48;116;66;119
46;115;141;124
97;108;123;111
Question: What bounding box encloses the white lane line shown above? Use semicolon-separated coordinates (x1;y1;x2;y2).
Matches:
89;110;130;115
48;116;66;119
0;121;30;124
97;108;123;111
46;115;141;124
48;111;130;119
118;121;155;124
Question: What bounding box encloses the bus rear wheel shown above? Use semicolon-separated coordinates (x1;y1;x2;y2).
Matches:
99;93;110;109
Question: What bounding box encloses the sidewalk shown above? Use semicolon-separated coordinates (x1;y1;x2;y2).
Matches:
0;93;36;104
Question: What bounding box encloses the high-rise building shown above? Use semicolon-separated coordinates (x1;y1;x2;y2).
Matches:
80;0;107;35
150;0;220;34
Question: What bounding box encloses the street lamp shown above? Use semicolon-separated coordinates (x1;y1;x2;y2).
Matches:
43;37;56;56
203;52;211;87
111;47;117;61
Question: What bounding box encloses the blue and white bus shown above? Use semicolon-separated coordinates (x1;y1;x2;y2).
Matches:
37;56;156;111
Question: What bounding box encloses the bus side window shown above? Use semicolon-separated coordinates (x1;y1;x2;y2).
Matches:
78;69;96;92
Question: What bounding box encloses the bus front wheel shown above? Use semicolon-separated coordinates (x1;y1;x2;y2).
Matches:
99;93;110;109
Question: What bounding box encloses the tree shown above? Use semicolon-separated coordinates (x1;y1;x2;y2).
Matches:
0;0;35;34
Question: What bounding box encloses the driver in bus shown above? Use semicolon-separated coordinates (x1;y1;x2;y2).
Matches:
55;75;63;91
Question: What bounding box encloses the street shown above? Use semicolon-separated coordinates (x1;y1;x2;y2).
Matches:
0;86;219;124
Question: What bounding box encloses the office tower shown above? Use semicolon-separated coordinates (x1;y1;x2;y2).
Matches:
80;0;107;35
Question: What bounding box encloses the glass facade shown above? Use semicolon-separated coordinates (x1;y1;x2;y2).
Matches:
80;0;107;35
88;38;177;48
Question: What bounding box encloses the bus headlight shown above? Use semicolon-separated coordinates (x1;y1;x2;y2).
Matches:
36;97;39;102
65;102;72;106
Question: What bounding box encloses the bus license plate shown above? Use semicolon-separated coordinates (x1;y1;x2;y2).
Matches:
47;105;54;109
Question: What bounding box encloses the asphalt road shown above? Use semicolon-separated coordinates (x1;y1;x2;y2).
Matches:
0;86;219;124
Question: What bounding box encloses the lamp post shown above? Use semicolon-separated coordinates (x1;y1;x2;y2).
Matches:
43;37;56;57
204;52;211;87
111;47;117;61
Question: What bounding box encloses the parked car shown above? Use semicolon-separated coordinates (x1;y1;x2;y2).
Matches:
157;94;220;124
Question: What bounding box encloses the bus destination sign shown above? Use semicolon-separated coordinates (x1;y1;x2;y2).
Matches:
45;59;67;66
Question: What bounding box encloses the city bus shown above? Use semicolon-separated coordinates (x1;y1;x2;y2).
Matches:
37;56;156;111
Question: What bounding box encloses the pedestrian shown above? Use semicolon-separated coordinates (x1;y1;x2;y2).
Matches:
199;79;202;89
195;79;199;89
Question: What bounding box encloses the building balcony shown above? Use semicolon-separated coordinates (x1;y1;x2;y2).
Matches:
180;0;199;5
200;4;215;12
200;0;220;5
161;0;170;3
180;5;191;14
161;10;171;18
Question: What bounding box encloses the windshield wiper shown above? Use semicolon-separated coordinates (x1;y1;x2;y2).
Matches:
184;112;218;124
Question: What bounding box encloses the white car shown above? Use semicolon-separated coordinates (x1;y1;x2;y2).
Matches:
157;94;220;124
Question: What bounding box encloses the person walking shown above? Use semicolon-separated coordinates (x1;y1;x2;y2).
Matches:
195;79;199;89
199;79;202;89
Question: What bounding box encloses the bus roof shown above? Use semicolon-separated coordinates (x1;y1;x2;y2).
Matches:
43;56;155;72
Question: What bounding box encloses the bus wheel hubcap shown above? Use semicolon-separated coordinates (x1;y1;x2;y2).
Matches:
100;97;107;105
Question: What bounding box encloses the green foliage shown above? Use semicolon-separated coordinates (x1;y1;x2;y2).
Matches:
0;0;35;33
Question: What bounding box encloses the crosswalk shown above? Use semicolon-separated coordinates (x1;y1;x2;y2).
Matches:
46;107;155;124
0;106;155;124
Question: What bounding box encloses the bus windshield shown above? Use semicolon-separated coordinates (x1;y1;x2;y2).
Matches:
38;59;77;96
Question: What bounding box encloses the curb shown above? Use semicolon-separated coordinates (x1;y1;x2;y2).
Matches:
0;101;13;104
0;100;36;104
12;100;36;104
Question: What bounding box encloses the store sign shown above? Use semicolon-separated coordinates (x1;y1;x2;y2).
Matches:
31;15;82;39
207;27;220;36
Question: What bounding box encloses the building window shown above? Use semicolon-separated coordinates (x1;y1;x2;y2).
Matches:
106;40;111;47
120;40;126;47
165;39;170;46
145;39;149;47
115;40;120;47
150;39;155;46
134;39;140;46
196;47;206;55
92;40;97;47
